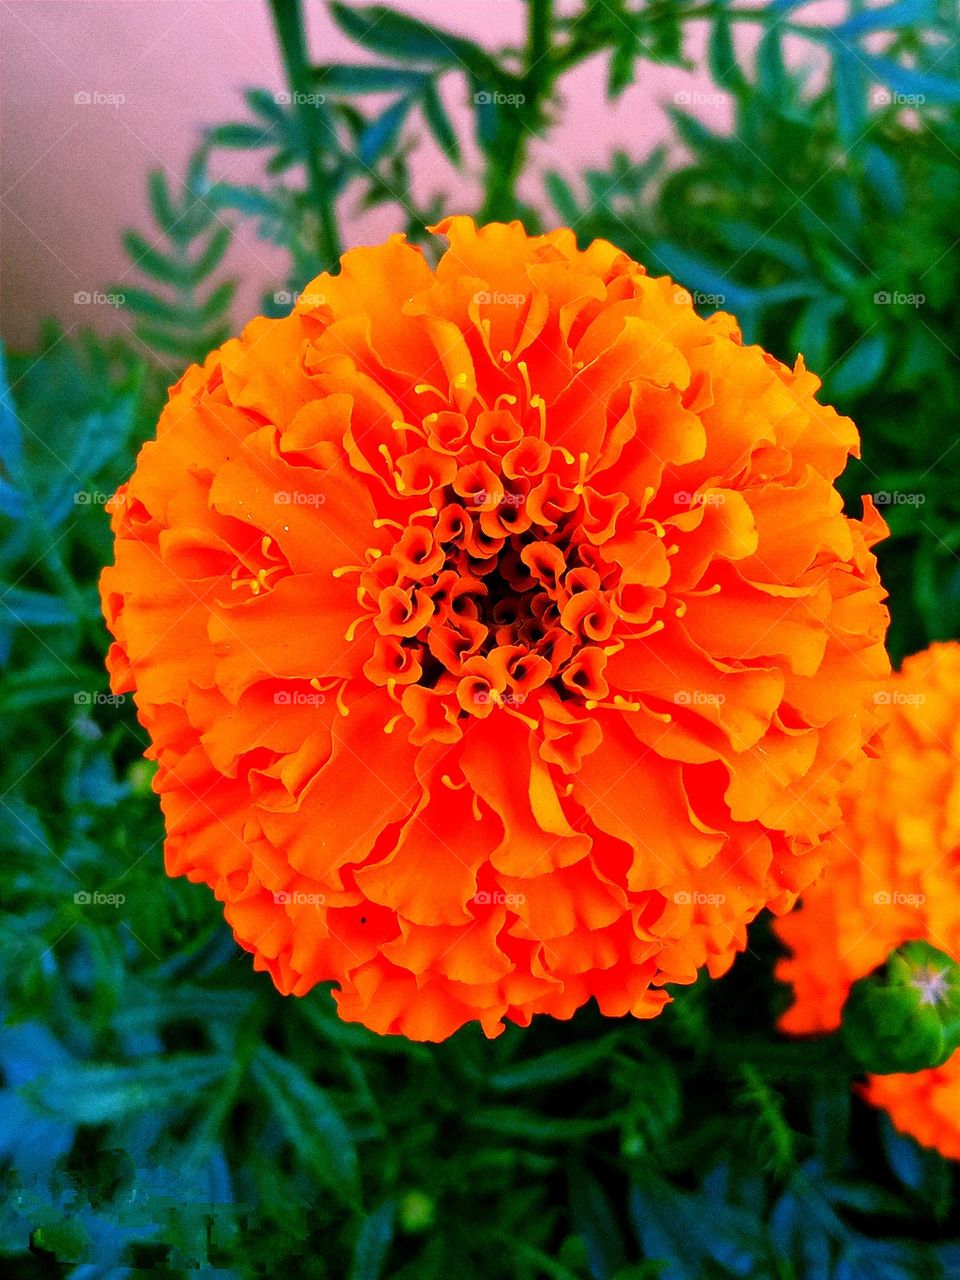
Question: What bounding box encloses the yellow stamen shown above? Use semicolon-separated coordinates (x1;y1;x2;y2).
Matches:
393;418;427;445
505;705;539;732
442;773;469;791
373;517;405;531
586;696;641;713
415;381;447;399
620;619;666;642
378;443;405;492
613;695;642;712
530;394;547;439
384;712;403;735
336;685;350;717
516;359;532;404
345;614;371;643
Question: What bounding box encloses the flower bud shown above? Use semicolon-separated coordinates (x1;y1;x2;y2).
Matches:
841;941;960;1074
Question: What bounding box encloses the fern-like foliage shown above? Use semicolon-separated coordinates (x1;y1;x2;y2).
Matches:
110;149;235;373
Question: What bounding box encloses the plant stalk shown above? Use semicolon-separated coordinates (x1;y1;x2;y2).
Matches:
268;0;342;270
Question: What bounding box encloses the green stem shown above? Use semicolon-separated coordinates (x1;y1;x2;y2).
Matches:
479;0;554;223
268;0;342;270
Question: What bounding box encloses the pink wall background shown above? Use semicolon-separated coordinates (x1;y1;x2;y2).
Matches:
2;0;776;351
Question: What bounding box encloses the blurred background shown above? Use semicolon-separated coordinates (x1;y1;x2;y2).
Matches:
2;2;960;1277
2;0;742;343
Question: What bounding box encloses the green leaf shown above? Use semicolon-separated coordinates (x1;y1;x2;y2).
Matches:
833;42;869;148
208;182;282;220
862;52;960;104
121;232;183;287
0;588;76;628
330;3;497;79
487;1038;620;1091
828;331;889;400
147;169;180;235
421;79;460;164
545;171;580;225
187;224;233;284
349;1202;395;1280
25;1055;228;1124
206;121;280;149
607;35;637;99
708;12;746;94
755;27;788;104
358;96;415;167
251;1046;360;1199
569;1166;628;1280
199;280;237;323
314;63;428;94
791;296;844;372
114;286;189;326
244;86;293;125
835;0;940;39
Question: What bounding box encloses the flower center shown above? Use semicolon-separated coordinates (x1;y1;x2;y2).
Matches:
344;409;663;735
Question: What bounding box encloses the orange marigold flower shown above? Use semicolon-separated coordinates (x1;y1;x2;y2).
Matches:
775;641;960;1158
101;218;890;1041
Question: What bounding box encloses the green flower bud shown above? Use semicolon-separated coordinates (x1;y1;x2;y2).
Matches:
842;940;960;1074
398;1190;435;1233
127;758;156;797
